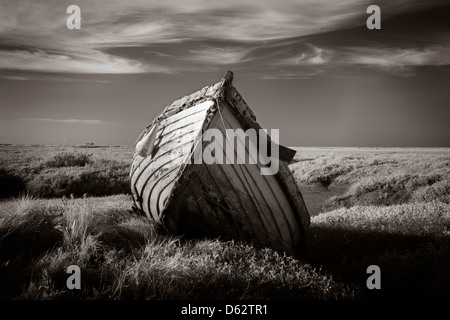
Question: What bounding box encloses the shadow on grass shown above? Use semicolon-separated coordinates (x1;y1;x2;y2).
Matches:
0;206;153;300
0;168;26;199
0;210;63;299
303;225;450;299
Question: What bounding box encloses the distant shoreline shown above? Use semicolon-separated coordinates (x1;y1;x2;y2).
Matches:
1;143;450;150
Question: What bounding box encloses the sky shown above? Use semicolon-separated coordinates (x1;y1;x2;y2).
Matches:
0;0;449;147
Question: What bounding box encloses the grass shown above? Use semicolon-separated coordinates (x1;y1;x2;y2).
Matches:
0;146;132;198
43;151;92;168
0;168;26;198
0;145;449;300
1;196;357;300
26;159;130;198
307;201;450;299
290;147;450;208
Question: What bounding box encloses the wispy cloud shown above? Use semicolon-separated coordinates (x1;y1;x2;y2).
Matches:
0;49;166;74
0;75;29;81
353;47;450;66
343;46;450;75
21;118;104;125
79;0;366;43
276;43;331;66
1;0;449;77
186;46;250;65
0;0;375;76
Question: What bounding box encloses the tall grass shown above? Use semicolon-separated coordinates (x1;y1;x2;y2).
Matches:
307;201;450;299
1;196;357;300
2;195;449;299
1;146;449;300
290;149;450;208
0;196;63;298
0;168;26;199
1;150;131;198
27;161;130;198
328;173;447;208
43;152;92;168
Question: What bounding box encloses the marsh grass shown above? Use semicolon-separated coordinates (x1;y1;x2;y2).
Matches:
1;146;449;300
0;146;132;198
26;161;130;198
0;196;357;300
307;201;450;299
1;195;448;300
290;148;450;209
43;151;92;168
0;196;63;298
0;168;26;198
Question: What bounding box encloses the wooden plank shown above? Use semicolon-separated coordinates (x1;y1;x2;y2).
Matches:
162;89;214;118
131;133;193;194
147;166;179;217
156;179;176;216
158;100;213;133
169;180;205;234
130;124;201;179
215;124;282;239
162;166;231;238
134;99;211;144
204;113;279;246
202;162;257;241
219;108;299;243
184;178;221;236
131;100;212;175
131;102;210;197
275;160;311;234
137;143;192;219
187;168;234;237
222;107;307;250
195;164;247;240
211;162;274;247
216;108;297;252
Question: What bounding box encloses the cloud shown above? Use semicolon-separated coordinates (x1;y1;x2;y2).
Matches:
0;49;168;74
343;46;450;75
350;47;450;66
1;0;450;77
21;118;104;125
0;1;174;74
80;0;365;43
0;0;371;75
276;44;331;66
186;46;250;65
0;75;29;81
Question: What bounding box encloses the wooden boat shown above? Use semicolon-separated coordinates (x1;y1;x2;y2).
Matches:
130;71;310;255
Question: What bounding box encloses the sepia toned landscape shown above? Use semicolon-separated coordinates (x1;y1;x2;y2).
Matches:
1;144;448;299
1;0;450;308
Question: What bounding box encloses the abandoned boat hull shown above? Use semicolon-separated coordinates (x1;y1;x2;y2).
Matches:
130;100;214;220
130;72;310;255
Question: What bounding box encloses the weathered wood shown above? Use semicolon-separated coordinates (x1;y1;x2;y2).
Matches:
217;106;302;251
130;71;310;256
131;101;211;220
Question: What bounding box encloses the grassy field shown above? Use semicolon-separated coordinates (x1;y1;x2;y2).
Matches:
0;144;449;299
